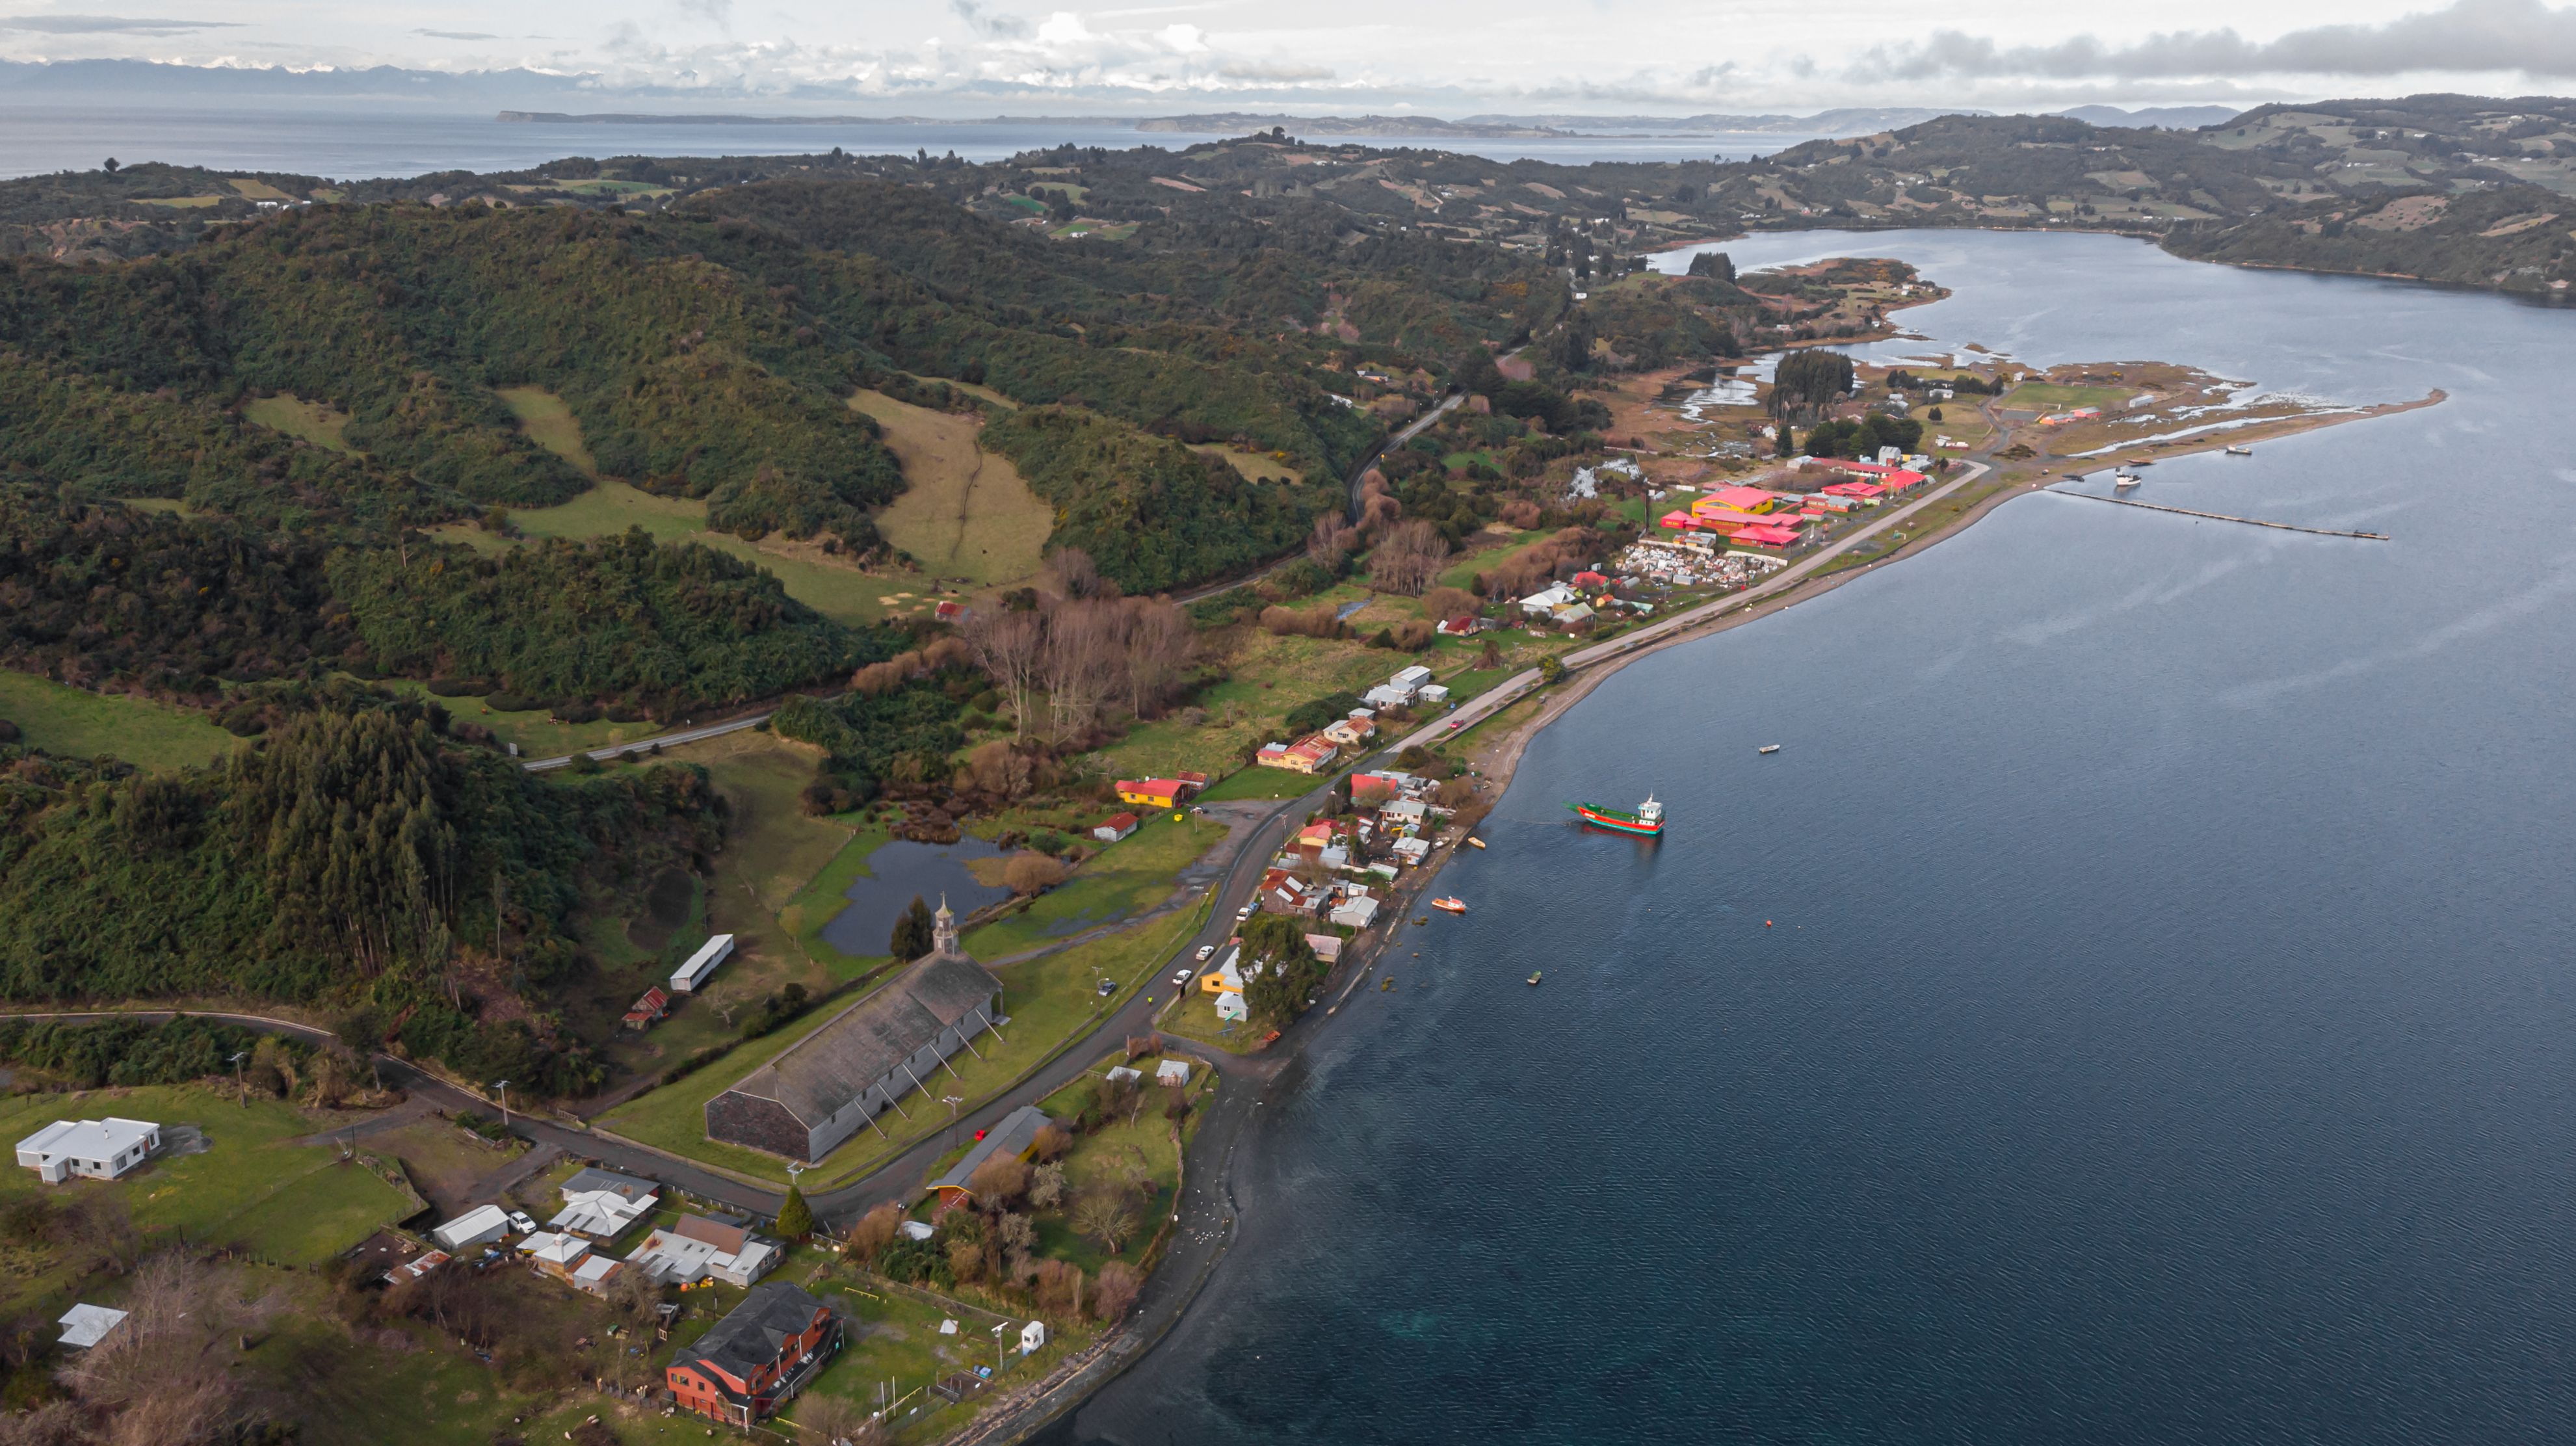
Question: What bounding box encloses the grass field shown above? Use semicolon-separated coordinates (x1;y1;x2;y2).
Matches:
781;817;900;967
960;813;1226;961
1090;626;1397;783
794;1274;1087;1441
598;905;1201;1188
853;389;1053;586
0;670;239;769
2001;382;2135;413
495;384;599;472
1190;442;1304;485
365;1117;523;1207
367;676;636;759
0;1084;417;1305
243;393;356;453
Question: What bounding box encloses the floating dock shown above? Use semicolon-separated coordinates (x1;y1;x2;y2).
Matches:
2051;488;2389;540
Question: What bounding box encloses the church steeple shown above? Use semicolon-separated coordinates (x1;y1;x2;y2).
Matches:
932;893;959;956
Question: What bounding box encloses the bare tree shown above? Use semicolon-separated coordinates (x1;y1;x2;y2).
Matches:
1029;1161;1068;1209
967;1154;1032;1207
966;609;1046;740
1091;1260;1144;1321
1120;599;1196;717
1422;585;1478;624
846;1202;906;1264
702;982;742;1027
1070;1193;1137;1255
1049;546;1105;600
1003;853;1068;896
1306;513;1358;572
1040;599;1122;745
1366;519;1452;596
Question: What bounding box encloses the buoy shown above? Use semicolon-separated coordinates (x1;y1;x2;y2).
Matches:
1765;920;1773;927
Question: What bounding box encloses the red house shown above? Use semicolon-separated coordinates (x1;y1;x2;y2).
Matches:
665;1282;839;1425
622;986;671;1031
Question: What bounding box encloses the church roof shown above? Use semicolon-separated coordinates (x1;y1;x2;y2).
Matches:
719;952;1001;1131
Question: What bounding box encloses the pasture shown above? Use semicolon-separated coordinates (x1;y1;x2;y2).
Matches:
0;670;238;770
243;393;356;453
851;389;1053;586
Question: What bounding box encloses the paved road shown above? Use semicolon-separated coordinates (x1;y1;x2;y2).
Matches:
1390;458;1995;755
520;709;776;772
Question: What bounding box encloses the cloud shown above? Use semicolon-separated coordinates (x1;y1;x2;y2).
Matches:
1873;0;2576;81
950;0;1029;40
674;0;730;28
0;13;242;33
1156;21;1205;54
411;28;498;40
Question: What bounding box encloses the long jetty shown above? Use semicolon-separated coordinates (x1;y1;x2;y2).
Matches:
2051;488;2389;540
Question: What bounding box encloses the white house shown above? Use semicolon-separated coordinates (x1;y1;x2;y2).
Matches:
1330;895;1382;929
1388;664;1432;690
1213;991;1249;1022
1390;837;1431;865
16;1118;159;1183
1361;684;1414;710
432;1203;512;1252
57;1304;127;1350
1518;583;1578;618
1415;683;1451;705
625;1217;778;1287
669;932;736;993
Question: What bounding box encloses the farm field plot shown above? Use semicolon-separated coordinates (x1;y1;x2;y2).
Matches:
0;669;239;770
2001;382;2136;412
243;393;356;453
1191;442;1304;485
851;389;1053;587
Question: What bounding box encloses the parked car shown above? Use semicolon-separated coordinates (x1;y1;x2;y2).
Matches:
1096;978;1117;997
507;1211;539;1235
1236;904;1256;921
1196;944;1216;962
1171;968;1194;987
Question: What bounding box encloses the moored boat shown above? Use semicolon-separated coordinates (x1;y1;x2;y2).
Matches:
2114;471;2140;488
1568;795;1664;837
1757;743;1781;754
1466;836;1487;850
1527;971;1543;986
2226;444;2254;456
1432;897;1466;914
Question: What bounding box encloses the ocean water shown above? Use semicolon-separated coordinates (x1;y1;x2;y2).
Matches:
1049;232;2576;1443
0;107;1817;181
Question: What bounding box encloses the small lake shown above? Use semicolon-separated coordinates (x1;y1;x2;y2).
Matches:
818;837;1012;958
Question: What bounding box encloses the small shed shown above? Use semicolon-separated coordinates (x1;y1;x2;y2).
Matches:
1213;992;1249;1022
1093;813;1139;844
670;933;736;993
57;1304;126;1350
925;1105;1055;1204
1020;1320;1048;1354
1154;1059;1190;1087
432;1204;511;1252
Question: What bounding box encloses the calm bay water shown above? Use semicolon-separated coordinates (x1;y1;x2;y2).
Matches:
0;107;1813;180
1053;232;2576;1443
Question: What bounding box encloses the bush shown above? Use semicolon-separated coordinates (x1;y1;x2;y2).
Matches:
483;692;534;713
1004;853;1070;895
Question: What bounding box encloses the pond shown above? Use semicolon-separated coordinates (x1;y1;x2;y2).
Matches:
818;836;1014;958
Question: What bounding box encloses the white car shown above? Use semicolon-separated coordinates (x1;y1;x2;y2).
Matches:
1236;904;1256;921
507;1211;539;1235
1196;944;1216;962
1172;968;1194;987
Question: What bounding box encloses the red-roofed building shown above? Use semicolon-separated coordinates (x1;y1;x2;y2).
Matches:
1659;510;1705;531
1572;570;1608;588
1820;481;1883;498
1093;813;1139;844
1812;459;1928;490
1729;523;1805;551
1707;485;1780;513
666;1283;838;1426
622;987;671;1031
934;601;966;622
1116;778;1198;809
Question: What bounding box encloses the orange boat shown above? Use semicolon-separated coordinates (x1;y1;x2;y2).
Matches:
1431;897;1466;914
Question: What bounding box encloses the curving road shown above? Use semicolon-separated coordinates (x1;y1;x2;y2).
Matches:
519;710;776;772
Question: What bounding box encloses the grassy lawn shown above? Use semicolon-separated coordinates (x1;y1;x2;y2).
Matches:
0;1084;417;1309
243;393;356;453
598;906;1201;1189
368;676;635;759
795;1275;1088;1441
0;670;239;770
367;1117;523;1205
496;384;599;472
853;389;1053;587
961;813;1226;960
1193;765;1326;802
1090;627;1398;782
1163;984;1263;1054
1190;442;1304;484
2001;382;2135;412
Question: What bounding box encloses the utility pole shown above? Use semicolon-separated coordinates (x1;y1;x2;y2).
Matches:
228;1050;248;1107
942;1095;964;1151
492;1079;512;1129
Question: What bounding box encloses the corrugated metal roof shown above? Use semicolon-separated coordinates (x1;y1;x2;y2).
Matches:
722;953;1001;1129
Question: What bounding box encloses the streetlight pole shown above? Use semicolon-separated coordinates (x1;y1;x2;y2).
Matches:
992;1321;1007;1378
941;1095;964;1151
492;1079;511;1129
228;1051;248;1107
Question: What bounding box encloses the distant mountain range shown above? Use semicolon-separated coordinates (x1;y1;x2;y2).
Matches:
1141;109;1987;138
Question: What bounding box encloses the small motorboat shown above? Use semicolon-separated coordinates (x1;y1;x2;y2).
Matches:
2114;471;2140;489
1432;897;1466;915
1526;971;1543;986
1466;837;1487;850
1757;744;1781;755
2225;445;2253;456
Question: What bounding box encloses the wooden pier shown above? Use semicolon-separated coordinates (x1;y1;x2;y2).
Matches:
2050;488;2389;540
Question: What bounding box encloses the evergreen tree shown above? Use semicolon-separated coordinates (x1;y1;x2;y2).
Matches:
776;1183;813;1240
889;895;936;961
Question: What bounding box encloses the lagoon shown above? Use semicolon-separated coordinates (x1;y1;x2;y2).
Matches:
817;836;1011;959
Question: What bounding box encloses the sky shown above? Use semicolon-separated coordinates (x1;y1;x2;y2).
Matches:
5;0;2576;115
